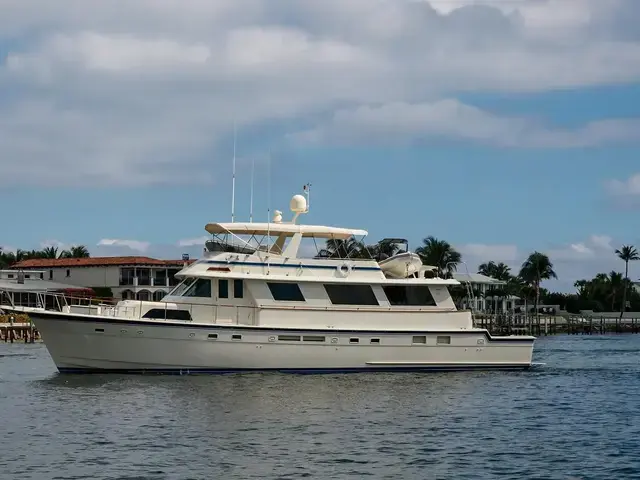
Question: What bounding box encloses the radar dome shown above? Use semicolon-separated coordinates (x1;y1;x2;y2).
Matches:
272;210;283;223
290;194;307;213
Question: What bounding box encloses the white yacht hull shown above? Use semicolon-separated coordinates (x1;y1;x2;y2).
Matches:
27;310;535;374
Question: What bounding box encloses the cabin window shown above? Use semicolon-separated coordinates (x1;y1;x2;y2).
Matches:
218;279;229;299
168;277;195;296
49;270;53;280
412;335;427;344
349;337;360;343
437;336;451;345
267;282;305;302
232;334;242;340
183;279;212;298
323;284;379;306
142;308;193;321
383;285;437;306
370;338;381;344
208;333;218;339
66;269;70;277
278;335;301;341
234;279;244;299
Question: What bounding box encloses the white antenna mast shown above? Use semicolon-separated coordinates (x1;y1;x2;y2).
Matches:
267;151;271;248
303;183;311;212
249;157;255;223
231;121;237;223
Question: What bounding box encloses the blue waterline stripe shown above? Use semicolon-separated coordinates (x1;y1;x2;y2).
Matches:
204;260;382;271
29;310;535;343
57;365;533;375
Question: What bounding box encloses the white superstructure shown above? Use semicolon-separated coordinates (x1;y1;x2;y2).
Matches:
0;189;535;374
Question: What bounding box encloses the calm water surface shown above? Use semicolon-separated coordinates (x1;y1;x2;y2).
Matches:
1;335;640;479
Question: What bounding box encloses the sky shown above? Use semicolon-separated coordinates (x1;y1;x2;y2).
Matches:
1;0;640;292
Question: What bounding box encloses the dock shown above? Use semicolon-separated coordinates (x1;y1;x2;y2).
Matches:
0;314;40;343
475;314;640;336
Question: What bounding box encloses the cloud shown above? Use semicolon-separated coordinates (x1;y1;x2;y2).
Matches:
177;237;209;247
1;0;640;185
7;32;211;74
605;173;640;197
289;100;640;148
97;239;151;252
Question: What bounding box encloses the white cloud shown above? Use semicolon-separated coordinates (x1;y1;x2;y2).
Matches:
289;100;640;148
1;0;640;185
97;239;151;252
7;32;211;74
177;237;210;247
605;173;640;197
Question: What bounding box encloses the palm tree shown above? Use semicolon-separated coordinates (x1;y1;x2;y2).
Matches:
316;238;365;259
415;236;461;277
60;245;91;258
607;271;624;311
615;245;639;319
478;261;512;282
518;251;557;317
41;246;59;259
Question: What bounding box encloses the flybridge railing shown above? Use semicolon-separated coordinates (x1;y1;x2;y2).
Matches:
0;288;255;325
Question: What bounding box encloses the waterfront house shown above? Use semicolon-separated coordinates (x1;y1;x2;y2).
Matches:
452;272;521;313
9;257;194;301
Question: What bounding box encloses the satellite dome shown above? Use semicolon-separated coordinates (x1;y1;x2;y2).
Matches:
290;194;307;213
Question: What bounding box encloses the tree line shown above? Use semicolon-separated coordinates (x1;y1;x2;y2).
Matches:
2;239;639;315
0;245;90;269
317;236;640;315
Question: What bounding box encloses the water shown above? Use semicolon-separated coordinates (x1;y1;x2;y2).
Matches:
1;336;640;480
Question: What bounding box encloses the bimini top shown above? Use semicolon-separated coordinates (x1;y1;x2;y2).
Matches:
205;222;368;239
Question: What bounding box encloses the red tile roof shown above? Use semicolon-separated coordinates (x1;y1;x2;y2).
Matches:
11;256;196;269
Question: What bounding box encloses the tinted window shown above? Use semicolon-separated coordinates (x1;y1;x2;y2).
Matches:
383;285;437;306
267;282;305;302
142;308;192;321
234;279;243;299
183;279;212;297
324;284;378;306
219;279;229;299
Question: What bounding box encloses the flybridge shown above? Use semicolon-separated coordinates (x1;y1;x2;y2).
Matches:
204;187;369;259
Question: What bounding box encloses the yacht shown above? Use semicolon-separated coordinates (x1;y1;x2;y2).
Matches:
0;189;536;373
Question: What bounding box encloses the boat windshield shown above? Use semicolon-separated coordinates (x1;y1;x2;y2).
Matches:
168;277;196;296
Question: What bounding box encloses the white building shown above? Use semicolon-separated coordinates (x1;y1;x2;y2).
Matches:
9;256;192;301
452;272;521;313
